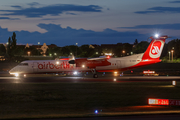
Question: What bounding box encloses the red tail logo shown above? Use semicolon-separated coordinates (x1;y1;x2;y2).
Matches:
151;41;161;55
149;40;164;59
142;35;167;60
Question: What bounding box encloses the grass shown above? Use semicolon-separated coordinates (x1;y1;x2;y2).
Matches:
0;81;180;119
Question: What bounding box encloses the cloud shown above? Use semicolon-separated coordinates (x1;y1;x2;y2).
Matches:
0;4;102;18
0;17;19;20
66;12;77;15
169;1;180;3
11;5;22;9
41;18;60;20
119;23;180;30
0;23;148;46
27;2;40;7
135;6;180;14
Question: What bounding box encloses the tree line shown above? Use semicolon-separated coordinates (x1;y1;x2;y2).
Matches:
0;32;179;62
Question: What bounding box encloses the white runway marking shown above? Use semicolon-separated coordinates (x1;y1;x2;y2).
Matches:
0;76;180;80
0;77;17;79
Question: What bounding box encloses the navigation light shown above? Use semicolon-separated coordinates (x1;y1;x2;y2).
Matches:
155;34;159;38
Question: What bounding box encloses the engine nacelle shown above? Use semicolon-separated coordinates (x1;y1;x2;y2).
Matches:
69;60;75;64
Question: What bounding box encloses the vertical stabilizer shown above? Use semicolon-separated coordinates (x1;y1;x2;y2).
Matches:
142;35;168;60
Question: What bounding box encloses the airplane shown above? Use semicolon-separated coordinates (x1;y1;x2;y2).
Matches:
9;35;168;78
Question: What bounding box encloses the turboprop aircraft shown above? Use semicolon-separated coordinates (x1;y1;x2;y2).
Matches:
9;35;168;78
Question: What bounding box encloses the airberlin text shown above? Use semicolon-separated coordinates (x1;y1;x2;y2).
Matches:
38;61;73;69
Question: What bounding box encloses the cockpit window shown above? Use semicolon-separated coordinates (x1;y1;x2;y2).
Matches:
19;63;28;66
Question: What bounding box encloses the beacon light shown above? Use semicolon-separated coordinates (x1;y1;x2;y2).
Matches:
107;55;110;59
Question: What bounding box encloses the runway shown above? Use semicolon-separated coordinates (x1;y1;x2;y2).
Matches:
0;75;180;83
0;74;180;119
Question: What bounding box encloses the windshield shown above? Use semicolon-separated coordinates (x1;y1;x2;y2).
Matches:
18;63;28;66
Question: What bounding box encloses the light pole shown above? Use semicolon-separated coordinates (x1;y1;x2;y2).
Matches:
38;42;40;56
168;51;170;61
6;42;8;54
171;50;174;62
76;43;78;57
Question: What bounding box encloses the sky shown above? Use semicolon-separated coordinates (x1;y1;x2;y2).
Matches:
0;0;180;46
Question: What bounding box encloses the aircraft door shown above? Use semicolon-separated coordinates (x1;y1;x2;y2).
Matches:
116;60;121;68
116;60;125;69
33;62;38;72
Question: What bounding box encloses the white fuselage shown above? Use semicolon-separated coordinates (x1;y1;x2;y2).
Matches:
9;53;144;75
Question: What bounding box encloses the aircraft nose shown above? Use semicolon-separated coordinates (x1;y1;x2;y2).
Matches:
9;67;18;74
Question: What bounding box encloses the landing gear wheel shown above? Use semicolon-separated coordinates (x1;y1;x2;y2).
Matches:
93;74;98;78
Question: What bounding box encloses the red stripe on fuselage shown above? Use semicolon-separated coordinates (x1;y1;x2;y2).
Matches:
75;58;111;68
97;59;161;72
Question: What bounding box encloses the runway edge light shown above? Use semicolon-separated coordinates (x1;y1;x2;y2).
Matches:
95;110;98;114
172;80;176;86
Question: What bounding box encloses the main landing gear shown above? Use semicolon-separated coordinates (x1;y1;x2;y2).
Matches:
93;74;98;78
91;69;98;78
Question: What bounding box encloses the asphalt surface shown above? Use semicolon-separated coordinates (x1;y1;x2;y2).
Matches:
1;74;180;120
41;114;180;120
0;75;180;83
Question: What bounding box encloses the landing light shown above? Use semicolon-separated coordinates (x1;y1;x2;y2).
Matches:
73;71;78;75
15;73;19;77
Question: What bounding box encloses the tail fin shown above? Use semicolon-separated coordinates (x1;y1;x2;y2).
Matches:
142;35;168;60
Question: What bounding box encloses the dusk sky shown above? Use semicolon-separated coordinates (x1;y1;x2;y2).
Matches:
0;0;180;46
